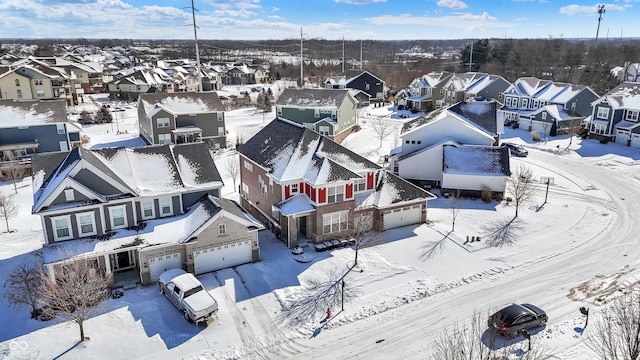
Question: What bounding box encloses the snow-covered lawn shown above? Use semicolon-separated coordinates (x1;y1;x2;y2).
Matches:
1;92;639;359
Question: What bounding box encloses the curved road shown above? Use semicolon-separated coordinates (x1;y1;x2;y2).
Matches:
286;149;640;358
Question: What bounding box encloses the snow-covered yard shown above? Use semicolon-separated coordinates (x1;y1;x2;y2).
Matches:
1;92;639;359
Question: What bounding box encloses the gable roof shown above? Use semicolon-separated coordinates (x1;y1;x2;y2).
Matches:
448;101;498;135
32;142;222;213
238;119;379;184
443;145;510;176
276;88;350;108
326;70;384;86
138;92;225;116
410;71;453;88
354;170;436;209
531;104;581;121
595;81;640;110
0;99;68;126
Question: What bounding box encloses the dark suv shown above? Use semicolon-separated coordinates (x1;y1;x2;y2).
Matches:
488;303;547;338
502;142;529;157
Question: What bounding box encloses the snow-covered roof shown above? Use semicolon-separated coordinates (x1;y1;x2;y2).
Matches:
354;170;435;209
139;92;225;116
276;88;349;108
443;145;510;176
531;104;580;121
595;82;640;110
0;99;68;126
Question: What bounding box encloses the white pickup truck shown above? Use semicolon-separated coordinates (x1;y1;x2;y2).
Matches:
158;269;218;323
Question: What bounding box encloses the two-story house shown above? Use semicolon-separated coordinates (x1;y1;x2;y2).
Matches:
276;88;358;143
405;71;454;111
138;92;227;149
325;70;385;101
237;119;435;249
0;59;76;106
0;99;79;180
588;81;640;146
107;68;170;100
442;72;511;106
499;77;599;135
32;142;263;286
389;102;510;194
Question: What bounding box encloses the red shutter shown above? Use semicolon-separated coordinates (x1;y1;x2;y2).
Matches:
318;188;326;203
311;186;316;202
346;183;353;199
305;183;310;195
285;185;291;199
367;172;374;189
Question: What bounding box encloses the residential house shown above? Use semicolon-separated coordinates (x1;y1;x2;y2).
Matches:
442;72;511;106
0;99;79;179
498;77;598;135
275;88;358;143
0;58;77;106
389;103;509;193
237;119;435;248
325;69;385;101
223;64;269;85
34;56;104;94
107;68;170;100
588;81;640;146
405;71;454;111
137;92;227;149
32;142;262;286
441;145;510;195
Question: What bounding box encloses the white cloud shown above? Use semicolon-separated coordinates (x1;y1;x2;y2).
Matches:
437;0;468;9
333;0;387;4
560;3;627;16
363;11;508;33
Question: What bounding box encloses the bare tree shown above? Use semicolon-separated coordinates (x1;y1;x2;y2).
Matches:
4;260;43;318
506;165;536;218
586;290;640;360
1;151;24;193
0;191;19;232
566;123;584;146
224;152;240;190
351;211;383;265
431;308;553;360
39;259;110;342
448;190;462;231
371;116;394;148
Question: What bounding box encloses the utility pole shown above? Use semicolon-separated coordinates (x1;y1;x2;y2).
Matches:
468;41;473;72
191;0;203;92
360;40;363;70
595;4;606;41
342;37;345;73
300;28;304;88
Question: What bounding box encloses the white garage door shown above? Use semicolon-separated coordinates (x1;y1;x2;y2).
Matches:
615;130;630;145
148;252;182;283
383;205;422;230
631;133;640;148
194;241;253;275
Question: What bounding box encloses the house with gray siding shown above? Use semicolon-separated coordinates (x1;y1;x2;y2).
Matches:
275;88;358;143
325;70;385;100
138;92;227;149
442;72;511;106
32;142;261;287
588;81;640;147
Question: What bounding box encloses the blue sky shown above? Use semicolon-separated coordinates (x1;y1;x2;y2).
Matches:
0;0;637;40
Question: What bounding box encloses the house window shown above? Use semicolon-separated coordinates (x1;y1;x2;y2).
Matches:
17;90;22;99
522;99;529;108
52;215;72;241
365;83;370;91
158;133;172;144
76;212;97;236
354;178;366;192
327;185;344;203
241;182;249;198
591;123;608;135
15;79;20;87
322;210;348;234
596;107;610;120
56;123;66;134
157;118;170;128
159;198;172;217
319;126;330;136
541;112;547;120
291;183;299;194
64;189;75;201
269;179;274;193
626;110;639;122
217;112;223;121
218;127;224;136
36;89;45;97
141;200;154;219
331;110;337;119
244;160;253;172
314;109;320;118
35;79;43;86
219;224;226;235
277;107;282;116
108;205;127;229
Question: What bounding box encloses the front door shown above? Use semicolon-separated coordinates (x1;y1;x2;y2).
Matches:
110;250;136;272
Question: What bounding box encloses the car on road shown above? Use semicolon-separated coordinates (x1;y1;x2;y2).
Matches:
488;303;547;338
158;269;218;323
502;142;529;157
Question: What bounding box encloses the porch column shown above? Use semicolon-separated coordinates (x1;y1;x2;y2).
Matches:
104;254;112;275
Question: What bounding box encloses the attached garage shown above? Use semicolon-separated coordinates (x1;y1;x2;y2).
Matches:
632;133;640;148
382;205;422;230
615;129;630;145
193;240;253;275
148;252;182;283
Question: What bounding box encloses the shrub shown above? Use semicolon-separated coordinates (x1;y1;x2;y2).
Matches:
531;131;540;142
480;185;492;203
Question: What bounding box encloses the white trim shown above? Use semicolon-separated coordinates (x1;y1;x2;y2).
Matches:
51;215;73;241
140;199;155;220
76;211;97;237
159;197;173;217
108;205;128;229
